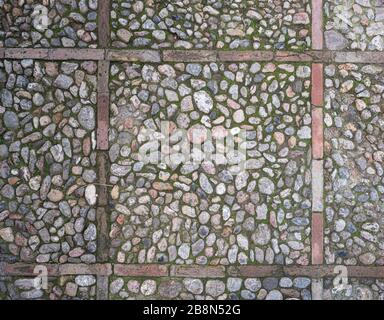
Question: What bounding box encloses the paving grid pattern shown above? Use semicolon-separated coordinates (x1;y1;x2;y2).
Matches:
0;0;384;300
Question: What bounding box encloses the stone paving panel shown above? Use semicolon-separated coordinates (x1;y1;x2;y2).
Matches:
109;276;312;300
0;59;98;264
324;63;384;266
108;61;312;266
110;0;311;50
0;274;97;300
324;0;384;51
323;277;384;300
0;0;98;48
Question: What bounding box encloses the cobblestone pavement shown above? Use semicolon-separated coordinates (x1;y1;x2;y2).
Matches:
1;0;384;300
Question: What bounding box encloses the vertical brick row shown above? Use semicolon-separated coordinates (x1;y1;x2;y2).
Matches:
311;62;324;268
96;0;111;299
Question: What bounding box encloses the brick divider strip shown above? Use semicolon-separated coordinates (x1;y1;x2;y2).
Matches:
312;0;324;50
0;263;111;276
3;48;105;60
312;160;324;212
106;49;161;62
96;153;110;263
2;263;384;278
3;49;384;63
164;50;217;62
311;63;324;107
59;264;112;275
98;0;111;48
275;51;313;62
311;62;324;265
312;108;324;160
312;213;324;264
95;0;111;300
170;265;226;278
96;275;109;300
97;61;110;150
335;51;384;63
218;51;273;61
311;279;323;300
114;264;169;277
228;266;282;278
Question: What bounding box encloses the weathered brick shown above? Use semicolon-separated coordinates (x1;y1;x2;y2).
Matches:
335;52;384;64
97;94;110;151
311;278;323;300
4;48;49;59
97;60;110;95
106;50;161;62
228;266;282;278
218;51;273;62
275;51;313;62
170;265;225;278
98;0;111;48
348;267;384;278
96;275;109;300
284;266;333;278
308;50;334;62
312;107;323;160
312;212;324;265
49;49;104;60
163;50;217;62
114;264;169;277
312;63;324;107
96;207;110;263
312;160;324;212
59;264;112;276
312;0;324;50
4;263;59;276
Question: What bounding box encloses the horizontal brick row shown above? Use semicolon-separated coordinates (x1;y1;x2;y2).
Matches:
1;263;384;279
1;49;384;63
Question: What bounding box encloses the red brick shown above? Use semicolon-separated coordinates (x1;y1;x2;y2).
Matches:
312;108;323;160
170;265;225;278
114;264;169;277
97;94;110;150
312;213;324;265
312;0;324;50
312;63;324;107
163;50;217;62
218;51;273;62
